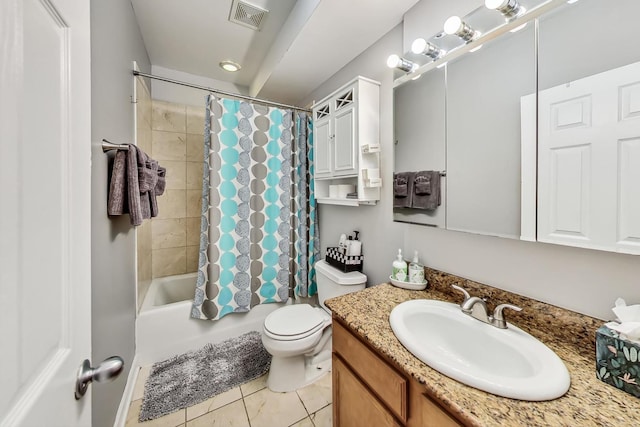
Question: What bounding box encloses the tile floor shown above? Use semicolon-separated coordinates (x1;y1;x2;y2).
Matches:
125;365;333;427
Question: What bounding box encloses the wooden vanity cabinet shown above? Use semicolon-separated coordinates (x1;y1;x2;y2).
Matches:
332;319;463;427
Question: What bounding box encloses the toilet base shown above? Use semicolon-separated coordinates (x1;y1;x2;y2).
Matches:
266;348;332;392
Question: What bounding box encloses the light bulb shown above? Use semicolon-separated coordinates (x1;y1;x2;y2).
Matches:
485;0;524;18
411;38;442;59
443;16;476;42
443;16;463;35
386;54;401;69
386;55;417;73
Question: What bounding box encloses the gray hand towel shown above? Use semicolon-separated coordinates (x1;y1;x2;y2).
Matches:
107;150;128;216
107;144;165;226
393;172;415;208
412;171;441;210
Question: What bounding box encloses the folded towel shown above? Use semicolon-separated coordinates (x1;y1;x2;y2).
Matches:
107;144;165;226
393;172;415;208
107;150;128;216
412;171;441;210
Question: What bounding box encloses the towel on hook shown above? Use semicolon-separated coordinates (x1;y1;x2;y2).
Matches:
412;171;441;210
393;172;415;208
107;144;165;226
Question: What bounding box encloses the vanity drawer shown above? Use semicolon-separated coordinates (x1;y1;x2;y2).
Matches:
420;393;463;427
333;320;408;422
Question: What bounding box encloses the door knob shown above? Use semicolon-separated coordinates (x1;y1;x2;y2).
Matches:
75;356;124;399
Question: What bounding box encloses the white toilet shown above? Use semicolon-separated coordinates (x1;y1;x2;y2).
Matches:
261;259;367;392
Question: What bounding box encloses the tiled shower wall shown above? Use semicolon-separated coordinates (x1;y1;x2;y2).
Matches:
149;100;205;278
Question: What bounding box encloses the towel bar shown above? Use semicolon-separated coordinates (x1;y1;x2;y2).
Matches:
101;139;130;153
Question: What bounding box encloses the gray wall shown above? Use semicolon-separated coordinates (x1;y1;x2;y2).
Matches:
90;0;150;425
300;0;640;320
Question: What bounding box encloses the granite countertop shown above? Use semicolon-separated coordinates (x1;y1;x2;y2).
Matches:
325;269;640;426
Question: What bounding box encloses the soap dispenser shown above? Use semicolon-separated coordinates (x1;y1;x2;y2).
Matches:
392;249;408;282
408;250;424;284
348;231;362;256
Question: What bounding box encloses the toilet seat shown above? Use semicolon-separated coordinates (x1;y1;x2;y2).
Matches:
263;305;330;341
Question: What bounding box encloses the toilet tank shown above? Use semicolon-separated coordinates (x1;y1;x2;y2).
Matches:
315;260;367;312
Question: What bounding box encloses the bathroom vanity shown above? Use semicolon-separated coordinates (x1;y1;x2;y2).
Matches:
326;271;640;426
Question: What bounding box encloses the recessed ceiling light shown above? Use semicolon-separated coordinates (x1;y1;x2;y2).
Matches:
219;60;241;72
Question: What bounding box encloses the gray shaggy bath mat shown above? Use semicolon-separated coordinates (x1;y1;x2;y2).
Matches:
139;331;271;421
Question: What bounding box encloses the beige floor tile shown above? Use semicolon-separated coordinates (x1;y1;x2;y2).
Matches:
296;373;332;414
186;387;242;421
240;374;267;397
132;365;152;401
289;417;314;427
244;388;307;427
126;399;185;427
186;399;249;427
309;404;332;427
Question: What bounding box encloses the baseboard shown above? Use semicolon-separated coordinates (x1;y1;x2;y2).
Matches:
113;355;140;427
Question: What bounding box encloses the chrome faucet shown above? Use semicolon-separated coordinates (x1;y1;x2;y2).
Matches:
452;284;522;329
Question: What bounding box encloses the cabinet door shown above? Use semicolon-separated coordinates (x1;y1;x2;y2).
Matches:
314;118;332;177
333;105;358;176
333;355;401;427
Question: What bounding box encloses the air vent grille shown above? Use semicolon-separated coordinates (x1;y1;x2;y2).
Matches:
229;0;269;31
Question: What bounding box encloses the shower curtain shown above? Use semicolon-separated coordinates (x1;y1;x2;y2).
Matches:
191;95;318;321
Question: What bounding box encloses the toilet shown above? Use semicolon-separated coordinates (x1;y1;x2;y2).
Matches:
261;259;367;392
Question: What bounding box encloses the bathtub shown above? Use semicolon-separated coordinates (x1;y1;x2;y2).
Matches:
136;273;284;365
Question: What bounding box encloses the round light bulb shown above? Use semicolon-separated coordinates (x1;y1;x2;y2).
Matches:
411;38;427;55
443;16;463;35
485;0;508;9
386;54;400;69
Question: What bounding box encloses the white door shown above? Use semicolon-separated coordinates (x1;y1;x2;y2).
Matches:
538;61;640;254
314;118;332;177
0;0;92;425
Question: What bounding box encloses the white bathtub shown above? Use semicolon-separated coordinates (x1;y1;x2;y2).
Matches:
136;273;284;365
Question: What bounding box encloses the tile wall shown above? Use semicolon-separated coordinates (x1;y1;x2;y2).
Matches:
149;99;205;279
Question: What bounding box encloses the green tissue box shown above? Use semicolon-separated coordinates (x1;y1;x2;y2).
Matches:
596;325;640;398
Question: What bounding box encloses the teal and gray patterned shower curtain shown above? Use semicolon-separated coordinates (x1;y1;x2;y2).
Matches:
191;95;318;321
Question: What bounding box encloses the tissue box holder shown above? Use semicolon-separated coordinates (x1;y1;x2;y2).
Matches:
596;325;640;398
325;247;363;273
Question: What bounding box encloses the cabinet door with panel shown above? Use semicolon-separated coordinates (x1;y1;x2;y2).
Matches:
333;355;401;427
333;104;357;176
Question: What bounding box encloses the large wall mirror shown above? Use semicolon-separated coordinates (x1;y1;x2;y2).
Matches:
393;0;640;255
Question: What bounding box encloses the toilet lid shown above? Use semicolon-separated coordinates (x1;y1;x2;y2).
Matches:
264;305;328;340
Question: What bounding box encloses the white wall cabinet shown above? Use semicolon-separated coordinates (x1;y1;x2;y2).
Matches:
312;76;381;206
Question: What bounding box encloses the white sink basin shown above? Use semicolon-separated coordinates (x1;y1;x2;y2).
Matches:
389;299;570;401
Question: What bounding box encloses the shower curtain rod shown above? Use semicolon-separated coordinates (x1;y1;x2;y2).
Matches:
133;70;312;113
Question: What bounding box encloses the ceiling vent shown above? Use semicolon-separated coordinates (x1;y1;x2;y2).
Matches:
229;0;269;31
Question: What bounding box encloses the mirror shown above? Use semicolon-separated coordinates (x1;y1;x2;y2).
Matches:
393;0;640;254
535;0;640;254
393;68;446;227
446;24;535;239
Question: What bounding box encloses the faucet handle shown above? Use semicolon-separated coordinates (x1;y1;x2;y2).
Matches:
451;284;471;304
492;303;522;329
